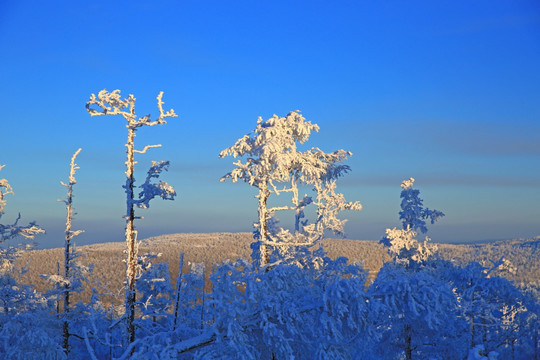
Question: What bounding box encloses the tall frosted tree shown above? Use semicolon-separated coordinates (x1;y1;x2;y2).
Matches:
59;148;84;355
41;148;91;356
86;89;177;347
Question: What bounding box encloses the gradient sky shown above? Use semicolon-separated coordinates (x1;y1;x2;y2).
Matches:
1;1;539;249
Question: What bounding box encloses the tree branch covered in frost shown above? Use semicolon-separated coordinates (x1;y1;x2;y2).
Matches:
0;165;44;243
135;161;176;209
59;149;85;243
0;165;13;213
381;227;435;266
219;111;320;187
311;180;362;238
86;90;177;128
133;144;161;154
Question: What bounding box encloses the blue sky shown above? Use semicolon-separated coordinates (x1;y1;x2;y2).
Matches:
1;1;539;248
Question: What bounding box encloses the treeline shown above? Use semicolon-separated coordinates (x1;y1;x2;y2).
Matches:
18;233;539;305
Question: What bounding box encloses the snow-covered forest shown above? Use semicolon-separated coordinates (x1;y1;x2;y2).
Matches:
1;89;539;360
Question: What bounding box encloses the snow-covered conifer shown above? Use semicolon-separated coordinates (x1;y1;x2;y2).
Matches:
399;177;444;234
373;178;452;359
381;178;443;266
0;170;55;358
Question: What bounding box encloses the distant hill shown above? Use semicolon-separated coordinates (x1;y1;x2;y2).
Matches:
17;233;540;305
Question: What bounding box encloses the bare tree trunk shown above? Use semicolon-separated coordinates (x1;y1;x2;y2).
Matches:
534;326;538;360
63;181;73;354
56;261;61;315
173;253;185;331
470;289;475;350
125;126;137;347
470;312;475;349
63;243;70;353
200;265;206;330
405;324;412;360
257;183;270;267
62;147;82;356
482;310;487;344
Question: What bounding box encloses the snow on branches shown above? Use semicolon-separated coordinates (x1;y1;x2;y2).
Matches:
381;178;444;266
0;165;44;243
135;161;176;209
86;89;177;347
399;177;444;234
59;149;85;243
86;90;176;128
220;111;361;268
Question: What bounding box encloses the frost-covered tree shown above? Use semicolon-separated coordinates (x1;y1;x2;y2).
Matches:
374;178;450;359
59;149;85;354
220;111;361;268
381;178;444;267
40;149;89;355
86;89;177;346
60;148;86;355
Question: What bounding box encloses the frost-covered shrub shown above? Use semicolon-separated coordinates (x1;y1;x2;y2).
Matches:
0;311;66;360
136;254;173;329
441;259;537;360
374;178;455;359
369;260;465;359
197;255;370;360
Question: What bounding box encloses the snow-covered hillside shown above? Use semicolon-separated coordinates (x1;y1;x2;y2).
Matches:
19;233;540;304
